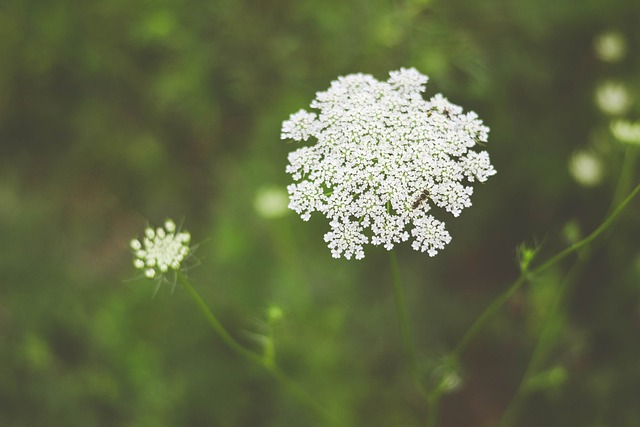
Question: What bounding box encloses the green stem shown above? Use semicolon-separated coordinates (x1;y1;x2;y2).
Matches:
611;147;638;209
426;392;442;427
266;364;335;423
496;262;579;427
178;273;264;365
534;180;640;275
388;251;419;380
388;251;435;423
177;273;339;425
450;274;528;360
498;169;640;426
433;180;640;424
459;181;640;356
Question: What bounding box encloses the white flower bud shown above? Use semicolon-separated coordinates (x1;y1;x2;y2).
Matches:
131;219;192;280
594;31;627;63
611;119;640;146
569;150;603;187
595;81;632;116
145;227;155;239
164;219;176;233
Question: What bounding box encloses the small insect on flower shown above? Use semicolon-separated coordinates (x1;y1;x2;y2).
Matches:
412;189;430;210
281;68;496;259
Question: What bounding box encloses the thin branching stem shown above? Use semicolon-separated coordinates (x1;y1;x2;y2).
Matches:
498;159;640;426
177;273;341;425
534;180;640;274
178;273;264;365
430;180;640;426
450;274;527;360
454;180;639;358
496;255;586;427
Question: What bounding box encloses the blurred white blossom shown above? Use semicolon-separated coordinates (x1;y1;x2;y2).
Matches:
130;219;191;279
595;81;632;116
610;119;640;146
594;31;627;63
568;150;603;187
254;187;290;219
281;68;496;259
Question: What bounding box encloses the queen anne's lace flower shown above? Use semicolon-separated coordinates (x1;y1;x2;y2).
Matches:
281;68;496;259
130;219;191;278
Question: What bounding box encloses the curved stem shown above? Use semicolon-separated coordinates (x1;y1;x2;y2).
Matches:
266;364;336;423
498;171;640;426
496;256;585;427
177;273;340;425
450;274;527;360
433;180;640;424
459;180;640;355
178;273;263;365
534;180;640;275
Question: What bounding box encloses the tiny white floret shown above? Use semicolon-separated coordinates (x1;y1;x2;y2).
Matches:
611;119;640;146
165;219;176;233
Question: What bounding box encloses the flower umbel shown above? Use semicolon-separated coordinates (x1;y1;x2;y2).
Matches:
130;219;191;278
281;68;496;259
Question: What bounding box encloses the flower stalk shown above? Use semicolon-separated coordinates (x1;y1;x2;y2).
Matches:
130;219;339;425
428;180;640;426
177;273;340;425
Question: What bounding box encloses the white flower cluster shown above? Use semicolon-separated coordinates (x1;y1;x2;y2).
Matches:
281;68;496;259
130;219;191;278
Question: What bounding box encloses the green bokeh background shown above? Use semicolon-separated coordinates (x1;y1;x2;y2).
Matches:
1;0;639;426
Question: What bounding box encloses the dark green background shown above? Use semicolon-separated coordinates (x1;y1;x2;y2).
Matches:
1;0;639;426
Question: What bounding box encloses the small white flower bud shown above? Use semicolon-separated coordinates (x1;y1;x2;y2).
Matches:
569;150;603;187
130;239;142;250
254;187;290;219
130;218;192;280
595;81;632;116
145;227;155;239
611;119;640;146
164;219;176;233
594;31;627;63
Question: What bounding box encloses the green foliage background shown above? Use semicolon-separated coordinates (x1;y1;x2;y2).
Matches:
1;0;639;426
